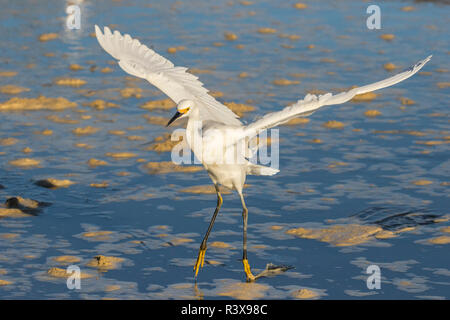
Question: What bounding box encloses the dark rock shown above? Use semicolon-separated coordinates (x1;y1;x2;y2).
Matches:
34;179;56;189
4;196;51;216
5;197;19;208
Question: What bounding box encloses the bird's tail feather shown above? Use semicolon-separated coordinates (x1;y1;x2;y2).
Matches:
247;164;279;176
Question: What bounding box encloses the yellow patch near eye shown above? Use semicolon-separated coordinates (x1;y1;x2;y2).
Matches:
179;107;190;114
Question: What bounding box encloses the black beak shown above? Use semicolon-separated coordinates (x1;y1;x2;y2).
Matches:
166;111;182;127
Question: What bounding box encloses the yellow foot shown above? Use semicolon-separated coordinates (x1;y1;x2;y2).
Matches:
242;259;256;282
193;247;206;278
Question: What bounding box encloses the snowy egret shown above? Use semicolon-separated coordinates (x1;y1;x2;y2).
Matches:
95;25;431;281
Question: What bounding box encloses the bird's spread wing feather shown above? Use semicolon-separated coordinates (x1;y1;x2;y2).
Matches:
243;55;432;136
94;25;242;126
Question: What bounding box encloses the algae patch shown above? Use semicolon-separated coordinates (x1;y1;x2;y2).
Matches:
39;33;59;42
52;256;81;265
293;3;308;9
90;182;109;188
179;185;232;195
0;280;13;286
0;85;30;95
146;133;181;153
380;34;395;41
352;92;378;102
72;126;100;136
384;63;398;71
87;158;108;167
284;118;309;126
292;288;320;299
105;152;137;159
218;282;269;300
209;241;233;249
47;267;93;279
364;110;382;117
427;236;450;245
0;137;19;146
84;99;119;110
35;178;75;189
322;120;345;129
86;255;124;270
223;102;255;117
257;28;277;34
0;71;17;77
120;87;142;98
0;96;76;111
272;79;300;86
144;161;202;175
0;208;28;218
285;224;410;246
9;158;40;167
81;231;114;241
54;78;86;87
141;98;176;111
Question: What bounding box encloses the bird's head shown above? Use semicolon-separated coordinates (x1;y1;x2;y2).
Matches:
166;99;195;126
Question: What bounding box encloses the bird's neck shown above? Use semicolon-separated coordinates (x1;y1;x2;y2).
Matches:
185;111;203;159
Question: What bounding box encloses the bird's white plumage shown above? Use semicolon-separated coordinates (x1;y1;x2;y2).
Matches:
243;55;432;136
94;25;242;126
95;25;431;280
95;25;431;175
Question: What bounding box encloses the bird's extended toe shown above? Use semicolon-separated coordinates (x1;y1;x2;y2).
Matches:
193;246;207;278
242;258;256;282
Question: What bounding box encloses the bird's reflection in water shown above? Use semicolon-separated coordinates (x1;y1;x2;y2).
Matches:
193;281;204;300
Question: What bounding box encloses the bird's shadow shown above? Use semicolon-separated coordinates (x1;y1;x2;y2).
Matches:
253;263;295;281
350;206;441;231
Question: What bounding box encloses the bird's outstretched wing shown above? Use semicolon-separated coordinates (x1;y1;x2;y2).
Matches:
94;25;242;126
243;55;432;136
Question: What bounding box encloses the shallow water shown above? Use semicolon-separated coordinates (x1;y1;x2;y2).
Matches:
0;0;449;299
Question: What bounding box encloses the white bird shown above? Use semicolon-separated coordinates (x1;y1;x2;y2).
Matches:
94;25;431;281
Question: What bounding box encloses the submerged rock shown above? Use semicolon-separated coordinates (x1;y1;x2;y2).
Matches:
5;196;38;209
3;196;50;216
35;178;75;189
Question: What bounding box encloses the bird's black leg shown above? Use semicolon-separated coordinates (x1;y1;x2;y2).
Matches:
239;191;255;282
194;184;222;278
